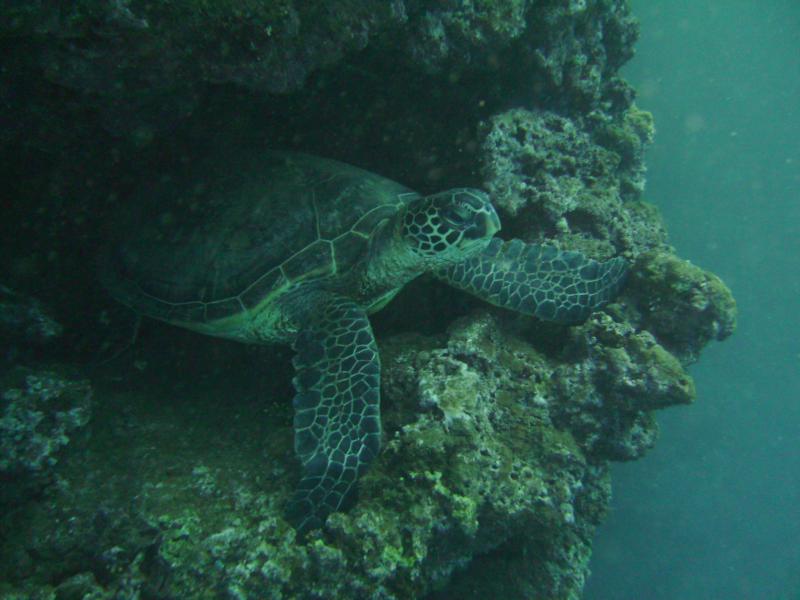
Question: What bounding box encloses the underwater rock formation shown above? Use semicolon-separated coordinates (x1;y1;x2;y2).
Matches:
0;368;92;506
627;251;737;364
481;106;654;218
0;286;63;365
0;0;736;598
0;0;636;139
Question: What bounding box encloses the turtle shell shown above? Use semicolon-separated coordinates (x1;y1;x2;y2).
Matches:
102;152;417;325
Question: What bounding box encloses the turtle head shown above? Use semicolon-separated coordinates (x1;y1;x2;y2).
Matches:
400;189;501;265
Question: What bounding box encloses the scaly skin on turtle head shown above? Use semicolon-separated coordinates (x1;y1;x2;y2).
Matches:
400;188;501;266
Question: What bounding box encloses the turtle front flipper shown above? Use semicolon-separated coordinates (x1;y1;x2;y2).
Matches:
436;238;627;324
285;293;381;535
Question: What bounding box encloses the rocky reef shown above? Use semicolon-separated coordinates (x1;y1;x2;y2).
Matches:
0;286;63;365
0;368;91;507
0;1;736;598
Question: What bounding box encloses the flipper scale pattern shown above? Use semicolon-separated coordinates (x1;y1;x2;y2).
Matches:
438;238;627;324
286;294;381;534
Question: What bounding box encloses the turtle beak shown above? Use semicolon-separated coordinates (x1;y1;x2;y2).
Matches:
484;206;501;237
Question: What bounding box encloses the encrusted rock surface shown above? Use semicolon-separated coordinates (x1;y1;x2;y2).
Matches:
0;368;92;506
627;251;737;363
0;0;736;598
0;1;637;140
481;106;654;218
0;286;62;345
0;286;63;365
0;317;612;598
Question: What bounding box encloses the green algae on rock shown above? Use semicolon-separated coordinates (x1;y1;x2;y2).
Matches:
0;315;619;598
480;105;655;220
628;251;738;363
0;368;92;507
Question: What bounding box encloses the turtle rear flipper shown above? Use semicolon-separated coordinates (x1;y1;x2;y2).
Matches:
436;238;627;324
285;293;382;535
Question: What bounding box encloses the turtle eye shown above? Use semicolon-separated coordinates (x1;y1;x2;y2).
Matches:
454;201;473;219
442;202;472;226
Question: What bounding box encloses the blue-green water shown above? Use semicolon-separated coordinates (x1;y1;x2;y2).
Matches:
586;2;800;598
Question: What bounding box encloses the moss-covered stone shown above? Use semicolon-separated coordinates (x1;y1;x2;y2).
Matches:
628;251;737;362
0;368;91;506
0;310;647;598
481;108;623;218
0;286;63;365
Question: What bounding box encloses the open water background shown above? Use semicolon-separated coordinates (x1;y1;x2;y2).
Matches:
586;2;800;599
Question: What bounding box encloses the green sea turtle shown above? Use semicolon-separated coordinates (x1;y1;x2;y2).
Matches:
101;151;626;534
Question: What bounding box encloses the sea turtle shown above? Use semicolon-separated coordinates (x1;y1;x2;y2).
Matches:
101;151;626;534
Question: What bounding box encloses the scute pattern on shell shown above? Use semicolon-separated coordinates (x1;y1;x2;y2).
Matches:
103;153;415;324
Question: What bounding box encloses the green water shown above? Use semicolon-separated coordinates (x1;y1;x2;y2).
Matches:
586;1;800;598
